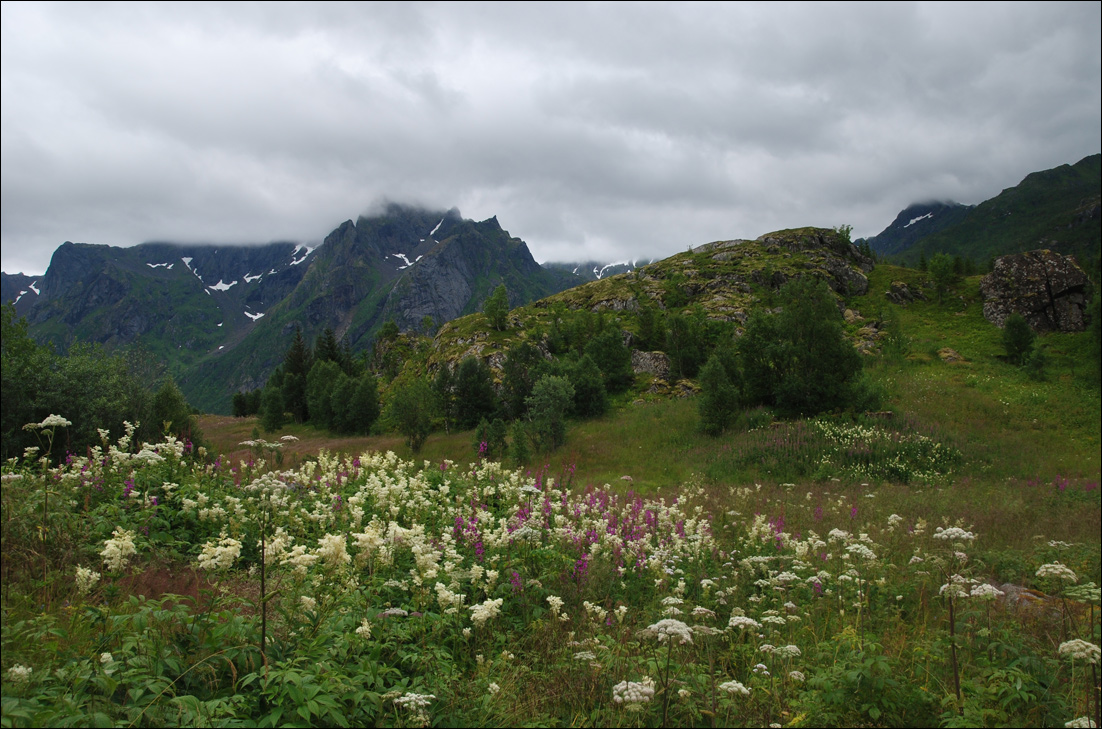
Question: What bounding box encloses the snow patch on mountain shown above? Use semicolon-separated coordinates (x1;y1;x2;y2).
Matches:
28;281;39;295
904;212;934;228
244;272;262;283
290;245;316;266
146;262;174;269
390;253;423;270
208;279;238;292
244;311;265;321
430;218;444;236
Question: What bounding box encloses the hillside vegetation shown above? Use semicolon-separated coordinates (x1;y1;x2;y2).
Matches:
2;223;1100;727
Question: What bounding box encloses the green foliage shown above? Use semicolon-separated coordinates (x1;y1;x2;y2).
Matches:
280;328;313;423
306;360;342;429
501;341;544;420
584;328;634;393
634;302;666;351
474;417;508;460
483;283;509;331
0;305;163;460
1002;313;1036;366
665;311;707;379
260;386;285;433
738;278;869;417
697;353;739;436
453;357;498;430
834;223;853;244
151;378;203;444
928;252;956;303
432;365;458;433
568;354;608;418
385;376;434;453
509;420;531;467
526;375;574;451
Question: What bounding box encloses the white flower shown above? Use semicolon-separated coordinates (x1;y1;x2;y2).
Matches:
933;527;976;542
788;670;805;682
25;414;72;429
719;680;750;696
546;595;564;617
970;584;1005;601
75;566;101;595
1058;639;1100;664
101;527;137;572
845;544;877;561
282;544;318;574
728;615;762;631
488;682;500;695
99;652;113;665
1036;562;1078;583
641;619;693;645
7;664;32;682
300;596;316;611
197;533;242;571
776;644;801;659
315;533;351;566
612;679;655;707
573;651;597;661
469;598;504;627
356;619;372;639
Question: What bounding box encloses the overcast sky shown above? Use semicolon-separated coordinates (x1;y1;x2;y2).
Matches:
2;2;1099;276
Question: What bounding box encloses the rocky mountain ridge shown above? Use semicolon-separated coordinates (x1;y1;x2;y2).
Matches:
5;204;584;413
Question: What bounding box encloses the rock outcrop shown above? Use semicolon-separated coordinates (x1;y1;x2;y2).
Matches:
980;250;1089;332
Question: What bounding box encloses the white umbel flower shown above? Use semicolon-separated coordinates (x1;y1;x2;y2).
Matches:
719;680;750;696
1058;639;1100;665
641;618;693;644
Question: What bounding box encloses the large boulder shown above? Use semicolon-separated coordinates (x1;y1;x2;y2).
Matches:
980;250;1089;332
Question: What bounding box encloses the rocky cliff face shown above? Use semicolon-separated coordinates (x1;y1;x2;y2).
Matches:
10;204;580;412
980;250;1089;331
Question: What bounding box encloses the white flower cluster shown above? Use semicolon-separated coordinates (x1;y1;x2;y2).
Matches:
641;618;693;645
969;583;1005;601
197;533;242;571
281;545;319;575
845;543;877;561
933;527;976;542
728;615;762;631
7;664;32;682
1064;717;1097;728
75;566;101;595
573;651;597;662
469;598;503;627
1036;562;1078;583
315;533;351;567
101;527;137;572
788;670;805;682
612;679;655;708
393;692;436;726
718;680;750;696
1058;639;1100;664
356;619;372;639
940;574;972;599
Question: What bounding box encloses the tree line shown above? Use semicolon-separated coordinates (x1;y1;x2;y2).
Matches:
1;304;202;462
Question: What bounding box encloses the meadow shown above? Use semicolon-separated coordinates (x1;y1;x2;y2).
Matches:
2;267;1100;727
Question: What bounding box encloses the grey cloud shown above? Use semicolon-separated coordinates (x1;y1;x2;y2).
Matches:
2;1;1098;276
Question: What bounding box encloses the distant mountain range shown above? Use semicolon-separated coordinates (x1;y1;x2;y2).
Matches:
2;204;583;412
4;154;1098;414
863;154;1100;267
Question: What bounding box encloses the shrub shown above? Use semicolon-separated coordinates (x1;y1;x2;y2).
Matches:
526;375;574;452
738;278;867;417
1002;313;1035;366
697;354;739;436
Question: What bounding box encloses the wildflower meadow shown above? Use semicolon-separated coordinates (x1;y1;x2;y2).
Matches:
1;418;1100;728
